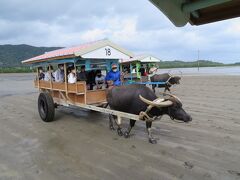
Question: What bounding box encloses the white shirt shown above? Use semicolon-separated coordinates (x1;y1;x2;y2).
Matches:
68;73;76;84
44;72;53;81
54;69;64;82
95;75;105;89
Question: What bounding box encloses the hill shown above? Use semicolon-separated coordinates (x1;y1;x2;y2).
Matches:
0;44;62;67
158;60;225;68
0;44;239;72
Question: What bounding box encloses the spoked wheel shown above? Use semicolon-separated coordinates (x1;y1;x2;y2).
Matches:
38;92;55;122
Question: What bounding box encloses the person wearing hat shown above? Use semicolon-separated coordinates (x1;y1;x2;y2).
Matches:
105;64;121;87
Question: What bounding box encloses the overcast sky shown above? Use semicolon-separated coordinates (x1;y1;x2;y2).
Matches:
0;0;240;63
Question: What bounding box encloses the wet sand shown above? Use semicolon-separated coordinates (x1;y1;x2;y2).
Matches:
0;73;240;180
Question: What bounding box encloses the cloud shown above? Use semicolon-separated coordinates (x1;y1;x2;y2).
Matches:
0;0;239;63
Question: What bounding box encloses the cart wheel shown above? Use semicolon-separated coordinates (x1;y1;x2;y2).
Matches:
38;92;55;122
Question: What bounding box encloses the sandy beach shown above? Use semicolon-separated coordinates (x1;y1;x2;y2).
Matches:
0;73;240;180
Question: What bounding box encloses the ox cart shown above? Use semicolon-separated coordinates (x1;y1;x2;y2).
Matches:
22;40;157;124
119;56;181;92
120;55;162;84
22;40;192;143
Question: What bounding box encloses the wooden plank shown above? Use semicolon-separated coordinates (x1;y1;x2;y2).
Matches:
77;82;86;94
39;80;51;89
34;80;86;94
52;82;66;90
86;90;107;104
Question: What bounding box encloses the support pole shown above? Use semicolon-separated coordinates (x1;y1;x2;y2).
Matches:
36;67;40;90
64;63;68;97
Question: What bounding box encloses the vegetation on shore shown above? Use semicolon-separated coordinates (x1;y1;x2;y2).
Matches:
1;60;239;73
157;60;240;69
0;67;34;73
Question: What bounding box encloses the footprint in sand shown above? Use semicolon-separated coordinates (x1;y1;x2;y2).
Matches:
184;161;194;169
228;170;240;177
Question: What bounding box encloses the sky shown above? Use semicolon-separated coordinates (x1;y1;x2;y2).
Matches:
0;0;240;63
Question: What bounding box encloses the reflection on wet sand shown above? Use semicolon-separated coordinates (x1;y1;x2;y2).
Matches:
0;73;240;180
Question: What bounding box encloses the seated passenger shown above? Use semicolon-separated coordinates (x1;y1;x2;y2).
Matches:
149;67;158;74
77;65;87;81
68;66;77;84
95;69;105;89
139;64;146;76
105;64;121;87
38;67;45;80
132;66;136;73
54;64;64;82
44;65;55;81
87;70;96;90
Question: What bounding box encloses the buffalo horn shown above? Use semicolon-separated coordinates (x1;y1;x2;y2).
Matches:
139;95;173;107
160;92;182;103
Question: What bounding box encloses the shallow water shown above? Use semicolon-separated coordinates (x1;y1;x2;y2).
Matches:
158;66;240;76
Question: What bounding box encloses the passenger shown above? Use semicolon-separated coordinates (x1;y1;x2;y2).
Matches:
44;65;55;81
68;66;77;84
105;64;121;87
87;70;95;90
67;66;72;74
132;66;136;73
38;67;45;80
139;64;146;76
149;67;158;74
95;69;105;89
77;65;87;81
54;64;64;82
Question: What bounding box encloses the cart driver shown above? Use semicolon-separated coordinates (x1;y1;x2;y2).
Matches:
105;64;121;87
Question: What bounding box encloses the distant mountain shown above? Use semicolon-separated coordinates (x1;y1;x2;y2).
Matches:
0;44;62;67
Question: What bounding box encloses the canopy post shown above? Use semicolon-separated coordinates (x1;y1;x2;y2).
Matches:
74;61;78;92
130;63;133;82
64;63;68;98
36;67;40;90
49;64;53;90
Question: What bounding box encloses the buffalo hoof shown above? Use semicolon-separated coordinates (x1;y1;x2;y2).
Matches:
117;128;123;136
124;132;130;138
109;125;115;131
149;138;157;144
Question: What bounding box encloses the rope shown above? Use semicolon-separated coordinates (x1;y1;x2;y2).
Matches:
139;105;162;122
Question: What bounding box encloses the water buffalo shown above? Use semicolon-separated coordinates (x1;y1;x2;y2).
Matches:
106;84;192;144
150;73;181;93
